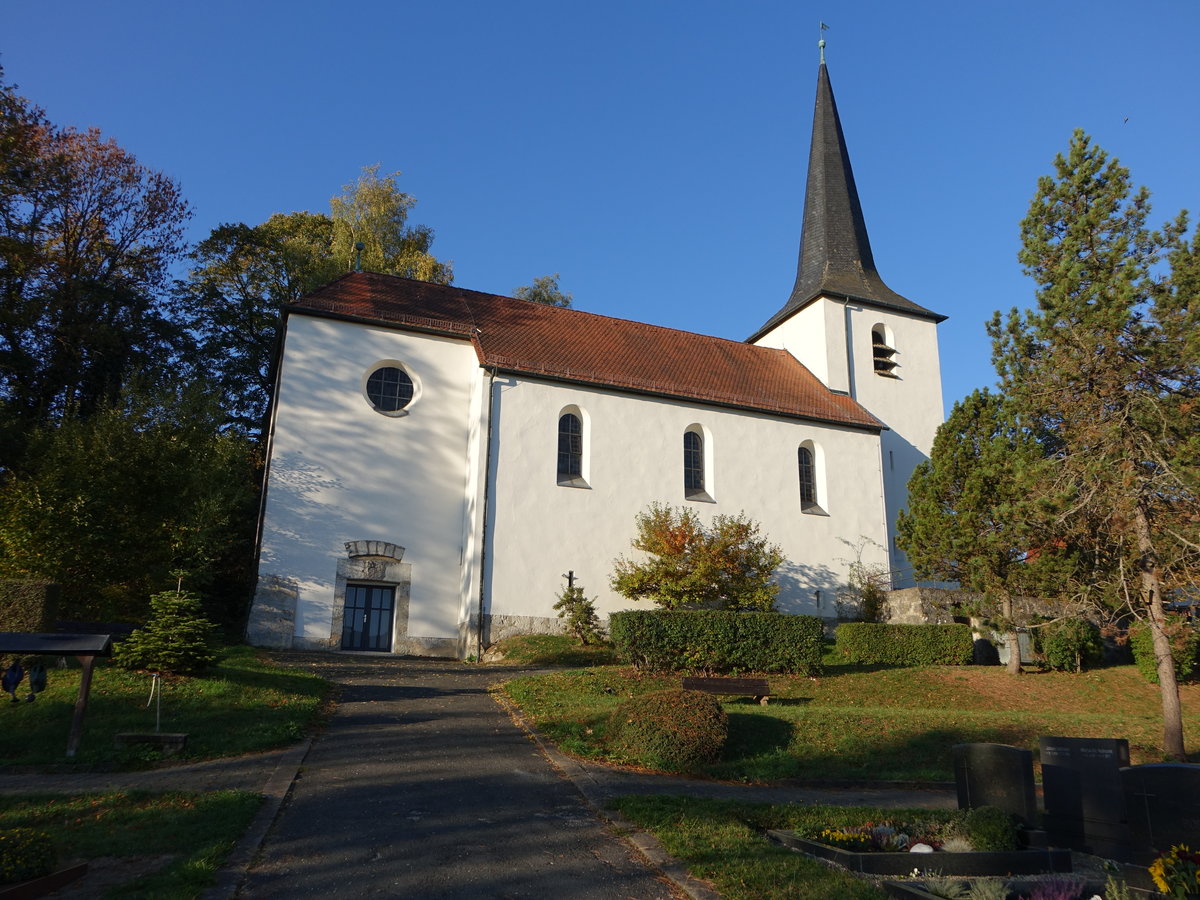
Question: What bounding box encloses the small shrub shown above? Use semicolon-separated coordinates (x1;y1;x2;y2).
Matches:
835;623;974;666
963;806;1019;852
1129;619;1200;684
553;584;603;645
0;828;56;884
607;688;728;772
610;503;783;611
1037;618;1103;672
112;588;216;676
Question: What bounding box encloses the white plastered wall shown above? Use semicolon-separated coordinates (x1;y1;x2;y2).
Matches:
848;305;944;587
483;376;890;624
753;296;945;588
256;315;480;648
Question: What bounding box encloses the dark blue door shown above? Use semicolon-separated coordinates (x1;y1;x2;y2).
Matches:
341;584;395;651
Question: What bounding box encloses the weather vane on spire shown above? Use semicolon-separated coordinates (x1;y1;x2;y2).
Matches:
819;21;829;64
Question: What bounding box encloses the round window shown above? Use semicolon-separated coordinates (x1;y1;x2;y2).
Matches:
365;366;414;412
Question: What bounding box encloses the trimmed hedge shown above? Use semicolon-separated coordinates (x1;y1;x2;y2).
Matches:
1129;620;1199;684
609;610;824;675
835;623;974;666
0;581;59;633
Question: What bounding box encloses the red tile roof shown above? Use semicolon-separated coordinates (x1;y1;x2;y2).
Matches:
291;272;883;431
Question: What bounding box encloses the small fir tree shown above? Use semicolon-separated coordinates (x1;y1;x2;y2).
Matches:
553;581;603;645
113;588;216;676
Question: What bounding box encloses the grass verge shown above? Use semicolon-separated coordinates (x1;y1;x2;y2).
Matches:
503;663;1200;780
610;795;960;900
0;645;329;768
488;634;619;667
0;790;261;899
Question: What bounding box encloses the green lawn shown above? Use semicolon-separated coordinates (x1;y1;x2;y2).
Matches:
0;645;329;767
0;790;261;899
503;662;1200;781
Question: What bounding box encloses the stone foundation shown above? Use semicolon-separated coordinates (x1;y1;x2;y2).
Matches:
246;575;299;649
482;613;566;646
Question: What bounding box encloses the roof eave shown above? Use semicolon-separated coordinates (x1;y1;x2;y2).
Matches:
486;364;885;433
747;288;948;343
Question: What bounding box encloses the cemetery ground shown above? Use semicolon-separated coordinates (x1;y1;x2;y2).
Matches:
500;644;1200;899
0;646;327;898
0;640;1195;898
501;654;1200;781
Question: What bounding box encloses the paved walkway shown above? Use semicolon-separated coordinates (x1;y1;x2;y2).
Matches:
0;653;955;899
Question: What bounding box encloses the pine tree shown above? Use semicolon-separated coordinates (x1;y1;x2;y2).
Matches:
988;130;1199;758
898;389;1069;673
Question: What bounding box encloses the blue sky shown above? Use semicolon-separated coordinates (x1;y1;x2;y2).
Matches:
5;1;1197;414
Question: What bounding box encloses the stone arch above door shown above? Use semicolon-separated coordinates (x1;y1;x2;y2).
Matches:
330;539;411;651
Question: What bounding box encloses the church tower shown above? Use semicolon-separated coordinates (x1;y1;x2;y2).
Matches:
749;45;945;587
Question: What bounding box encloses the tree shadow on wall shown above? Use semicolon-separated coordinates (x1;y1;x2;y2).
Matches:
773;561;840;617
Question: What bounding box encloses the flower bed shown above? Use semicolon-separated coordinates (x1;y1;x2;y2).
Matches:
768;831;1073;878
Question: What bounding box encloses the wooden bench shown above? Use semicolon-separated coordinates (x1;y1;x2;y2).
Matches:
681;676;770;705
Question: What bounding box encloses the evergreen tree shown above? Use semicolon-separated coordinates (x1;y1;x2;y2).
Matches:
898;389;1070;673
112;587;217;676
988;130;1199;758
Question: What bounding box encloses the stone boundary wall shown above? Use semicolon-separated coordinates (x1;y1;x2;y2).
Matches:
883;587;1090;625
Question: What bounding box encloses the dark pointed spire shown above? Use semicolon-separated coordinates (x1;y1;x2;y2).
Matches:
750;54;943;341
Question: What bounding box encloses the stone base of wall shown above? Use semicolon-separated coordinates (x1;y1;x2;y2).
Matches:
397;636;459;658
291;635;337;651
246;575;299;649
482;613;565;646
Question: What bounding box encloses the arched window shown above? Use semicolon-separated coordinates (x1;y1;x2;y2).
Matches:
871;325;899;378
558;413;582;479
798;446;816;508
684;431;704;496
798;440;826;514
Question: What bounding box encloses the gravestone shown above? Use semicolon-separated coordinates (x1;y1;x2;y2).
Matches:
1040;736;1131;856
953;743;1038;827
1122;763;1200;859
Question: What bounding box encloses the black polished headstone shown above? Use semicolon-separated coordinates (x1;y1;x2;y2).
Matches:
1122;764;1200;859
953;743;1038;827
1040;736;1131;856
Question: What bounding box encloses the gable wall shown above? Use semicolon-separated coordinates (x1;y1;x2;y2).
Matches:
254;316;481;651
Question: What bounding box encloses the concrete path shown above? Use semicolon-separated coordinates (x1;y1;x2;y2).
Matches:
0;653;956;899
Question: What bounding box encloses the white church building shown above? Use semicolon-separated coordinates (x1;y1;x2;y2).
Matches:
246;56;946;658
